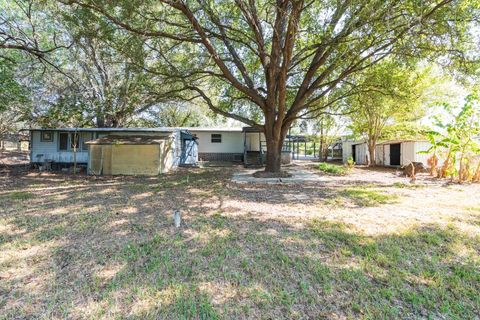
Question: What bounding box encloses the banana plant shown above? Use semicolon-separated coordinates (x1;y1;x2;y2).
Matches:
421;93;480;181
418;130;448;176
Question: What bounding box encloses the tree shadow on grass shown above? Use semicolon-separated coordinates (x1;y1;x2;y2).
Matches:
97;218;480;319
3;211;479;318
1;168;479;319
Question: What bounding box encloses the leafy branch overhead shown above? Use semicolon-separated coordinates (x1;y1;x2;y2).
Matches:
61;0;478;171
64;0;476;121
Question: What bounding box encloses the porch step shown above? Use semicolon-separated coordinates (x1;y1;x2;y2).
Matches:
244;151;262;167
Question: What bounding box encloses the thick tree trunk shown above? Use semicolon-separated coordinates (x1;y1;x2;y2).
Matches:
368;140;376;167
264;123;288;173
265;140;282;172
323;149;328;162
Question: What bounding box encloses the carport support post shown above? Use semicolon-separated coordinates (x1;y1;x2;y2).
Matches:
243;131;247;167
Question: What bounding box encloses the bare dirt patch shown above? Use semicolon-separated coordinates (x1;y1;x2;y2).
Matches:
252;170;292;178
0;150;29;166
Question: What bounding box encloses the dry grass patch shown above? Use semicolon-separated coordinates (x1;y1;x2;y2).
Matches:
0;165;479;319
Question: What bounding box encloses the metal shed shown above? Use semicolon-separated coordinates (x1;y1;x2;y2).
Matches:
85;131;197;175
342;140;369;165
375;140;431;167
85;135;176;175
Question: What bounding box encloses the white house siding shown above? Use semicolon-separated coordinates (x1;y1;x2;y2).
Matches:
190;131;244;153
401;142;415;166
413;141;432;166
31;131;89;163
245;132;266;152
171;131;182;167
189;130;244;161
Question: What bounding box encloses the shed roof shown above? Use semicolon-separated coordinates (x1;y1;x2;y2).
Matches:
85;135;170;145
376;139;428;145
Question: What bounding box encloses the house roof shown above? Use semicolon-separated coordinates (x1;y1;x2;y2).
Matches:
185;127;244;132
26;127;180;133
85;135;170;145
344;139;429;146
25;126;245;133
242;126;262;133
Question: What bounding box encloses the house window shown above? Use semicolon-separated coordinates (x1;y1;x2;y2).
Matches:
40;131;53;142
211;134;222;143
81;132;92;150
59;132;86;151
59;133;69;151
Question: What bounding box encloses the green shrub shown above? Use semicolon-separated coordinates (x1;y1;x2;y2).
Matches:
318;162;348;175
346;156;355;169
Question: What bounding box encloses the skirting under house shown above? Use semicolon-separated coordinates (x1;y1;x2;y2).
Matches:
198;152;243;162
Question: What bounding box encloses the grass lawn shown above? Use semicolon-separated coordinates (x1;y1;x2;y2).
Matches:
1;165;479;319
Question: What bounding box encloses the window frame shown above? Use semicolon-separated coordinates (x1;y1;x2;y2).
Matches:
58;132;69;151
40;131;53;142
81;132;92;151
211;133;222;143
58;132;91;151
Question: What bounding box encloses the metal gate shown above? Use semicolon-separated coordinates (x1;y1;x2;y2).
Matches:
180;139;198;165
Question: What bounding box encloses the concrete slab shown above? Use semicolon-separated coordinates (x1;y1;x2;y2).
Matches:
231;166;329;184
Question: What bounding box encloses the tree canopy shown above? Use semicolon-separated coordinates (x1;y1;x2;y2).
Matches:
62;0;479;171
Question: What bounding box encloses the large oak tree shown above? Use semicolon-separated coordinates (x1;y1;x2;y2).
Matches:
64;0;477;172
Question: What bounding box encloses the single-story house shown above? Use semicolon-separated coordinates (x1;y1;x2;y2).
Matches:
28;128;197;174
27;126;291;175
171;127;292;165
342;138;432;166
